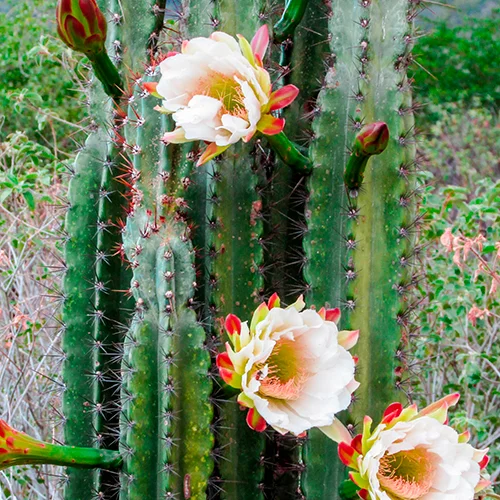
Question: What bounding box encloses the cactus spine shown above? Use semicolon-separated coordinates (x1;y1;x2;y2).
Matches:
26;0;418;498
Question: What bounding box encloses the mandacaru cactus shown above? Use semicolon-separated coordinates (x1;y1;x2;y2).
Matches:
9;1;491;500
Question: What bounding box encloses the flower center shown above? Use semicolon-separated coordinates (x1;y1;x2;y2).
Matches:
197;71;247;119
257;339;307;401
377;447;437;499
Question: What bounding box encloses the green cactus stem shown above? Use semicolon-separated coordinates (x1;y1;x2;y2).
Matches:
62;126;107;497
302;0;417;498
88;50;123;100
265;132;312;174
0;419;121;471
274;0;310;42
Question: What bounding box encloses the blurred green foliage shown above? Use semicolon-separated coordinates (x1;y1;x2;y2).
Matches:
0;0;85;148
415;104;500;486
415;11;500;111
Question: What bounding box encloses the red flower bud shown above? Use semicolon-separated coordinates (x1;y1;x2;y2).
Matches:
56;0;107;54
357;122;389;156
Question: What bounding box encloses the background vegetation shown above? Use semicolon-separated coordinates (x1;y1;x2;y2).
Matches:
0;0;498;497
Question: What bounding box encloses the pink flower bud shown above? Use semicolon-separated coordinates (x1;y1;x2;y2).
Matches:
356;122;389;155
56;0;107;54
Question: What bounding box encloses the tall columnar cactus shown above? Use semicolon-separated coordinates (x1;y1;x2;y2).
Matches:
6;0;427;499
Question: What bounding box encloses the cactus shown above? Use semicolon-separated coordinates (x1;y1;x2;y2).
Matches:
5;0;420;498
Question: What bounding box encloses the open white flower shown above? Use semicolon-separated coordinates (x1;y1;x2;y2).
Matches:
335;395;490;500
143;26;299;165
216;293;359;435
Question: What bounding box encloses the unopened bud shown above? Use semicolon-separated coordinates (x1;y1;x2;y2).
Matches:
56;0;107;55
356;122;389;156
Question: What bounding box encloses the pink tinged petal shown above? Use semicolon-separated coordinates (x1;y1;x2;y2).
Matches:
418;393;460;421
197;143;229;166
246;408;267;432
216;352;242;389
161;128;189;144
318;419;352;444
267;293;281;309
458;430;471;443
250;302;270;333
225;314;242;336
381;402;403;424
236;34;256;66
337;329;359;350
396;403;418;423
237;392;254;409
318;307;326;319
251;25;269;60
181;39;189;53
325;307;341;323
338;442;359;468
257;115;285;135
243;130;256;143
475;478;491;492
361;416;372;453
478;454;489;470
142;82;162;98
288;294;305;312
269;85;299;111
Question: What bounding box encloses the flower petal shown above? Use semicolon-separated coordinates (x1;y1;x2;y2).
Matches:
257;114;285;136
325;307;341;323
418;392;460;419
381;402;404;424
246;408;267;432
287;294;305;312
216;352;242;389
269;84;299;111
237;392;254;409
338;441;359;468
250;302;270;333
267;293;280;309
142;82;162;98
197;143;229;166
251;25;269;59
161;128;189;144
225;314;242;336
337;329;359;350
236;34;256;66
318;418;352;444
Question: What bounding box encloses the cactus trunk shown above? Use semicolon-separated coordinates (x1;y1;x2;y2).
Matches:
30;0;419;498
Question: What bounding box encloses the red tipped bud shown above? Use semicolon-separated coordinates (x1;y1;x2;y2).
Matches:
56;0;107;54
357;122;389;156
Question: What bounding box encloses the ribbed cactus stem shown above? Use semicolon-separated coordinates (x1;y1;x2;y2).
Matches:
302;0;416;498
62;125;107;497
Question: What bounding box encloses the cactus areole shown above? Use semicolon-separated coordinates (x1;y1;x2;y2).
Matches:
2;0;485;499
